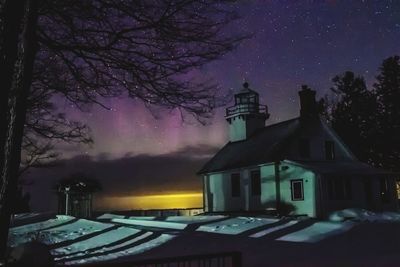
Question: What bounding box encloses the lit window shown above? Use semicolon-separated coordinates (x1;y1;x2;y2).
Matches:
251;170;261;196
231;173;240;197
396;181;400;199
291;179;304;201
325;141;335;160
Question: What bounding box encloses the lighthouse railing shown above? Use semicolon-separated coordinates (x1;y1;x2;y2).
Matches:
225;103;268;117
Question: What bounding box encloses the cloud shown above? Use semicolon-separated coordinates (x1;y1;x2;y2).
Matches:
164;144;219;159
22;145;218;211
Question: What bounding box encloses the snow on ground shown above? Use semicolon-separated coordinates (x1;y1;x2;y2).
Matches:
98;213;228;231
329;208;400;222
159;215;227;223
277;221;355;243
9;215;75;247
52;227;143;258
39;219;113;245
12;213;42;220
9;215;176;266
196;216;279;235
112;218;187;230
110;215;228;230
250;220;299;238
63;234;175;266
96;213;126;220
8;209;400;266
98;213;226;224
10;217;115;248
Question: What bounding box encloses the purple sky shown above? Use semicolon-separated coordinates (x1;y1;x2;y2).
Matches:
60;0;400;158
25;0;400;211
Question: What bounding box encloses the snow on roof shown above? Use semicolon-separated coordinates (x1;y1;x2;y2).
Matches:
198;118;301;174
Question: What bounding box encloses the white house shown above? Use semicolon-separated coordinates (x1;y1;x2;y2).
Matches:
198;83;399;218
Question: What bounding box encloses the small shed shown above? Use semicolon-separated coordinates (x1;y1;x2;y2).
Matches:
57;177;101;218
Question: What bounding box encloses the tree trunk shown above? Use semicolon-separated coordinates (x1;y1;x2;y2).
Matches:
0;0;26;186
0;0;38;260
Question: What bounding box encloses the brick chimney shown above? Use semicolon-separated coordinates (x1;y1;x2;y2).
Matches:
298;85;318;118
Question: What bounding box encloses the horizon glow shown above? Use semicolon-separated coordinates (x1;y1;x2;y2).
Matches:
95;192;203;211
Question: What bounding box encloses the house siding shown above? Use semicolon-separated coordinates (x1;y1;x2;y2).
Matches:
204;163;317;217
200;87;399;217
260;163;316;217
206;172;244;212
285;119;356;161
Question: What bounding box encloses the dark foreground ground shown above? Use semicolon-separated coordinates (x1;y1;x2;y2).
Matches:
116;222;400;267
8;212;400;267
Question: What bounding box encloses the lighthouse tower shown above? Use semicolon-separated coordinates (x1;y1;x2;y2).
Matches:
225;82;270;142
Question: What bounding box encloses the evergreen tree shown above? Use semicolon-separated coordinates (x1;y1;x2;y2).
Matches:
374;56;400;171
325;71;378;164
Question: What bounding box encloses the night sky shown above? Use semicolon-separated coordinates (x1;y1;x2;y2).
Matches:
25;0;400;211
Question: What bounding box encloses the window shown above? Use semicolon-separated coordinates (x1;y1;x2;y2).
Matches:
291;179;304;201
298;139;310;158
380;177;391;203
325;141;335;160
396;181;400;199
236;96;248;104
231;173;240;197
235;96;243;104
248;95;258;103
251;170;261;196
327;177;352;200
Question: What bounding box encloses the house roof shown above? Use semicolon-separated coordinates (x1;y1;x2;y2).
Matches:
237;82;258;95
287;160;396;176
198;116;394;175
197;117;301;174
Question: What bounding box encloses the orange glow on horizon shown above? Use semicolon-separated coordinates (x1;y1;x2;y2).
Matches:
95;192;203;211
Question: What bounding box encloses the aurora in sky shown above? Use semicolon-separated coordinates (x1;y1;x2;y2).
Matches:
24;0;400;211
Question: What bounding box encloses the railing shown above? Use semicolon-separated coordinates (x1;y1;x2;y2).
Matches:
225;103;268;117
78;251;242;267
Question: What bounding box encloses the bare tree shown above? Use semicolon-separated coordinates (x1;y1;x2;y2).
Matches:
0;0;246;259
0;0;39;260
20;84;93;176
